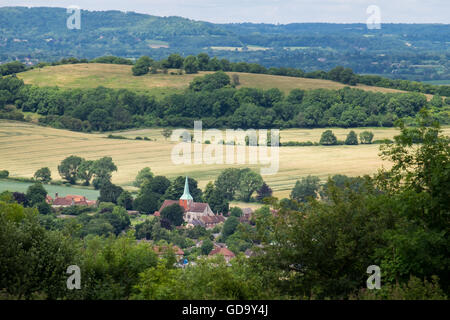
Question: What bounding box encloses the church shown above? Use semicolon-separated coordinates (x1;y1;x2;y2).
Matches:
155;177;226;228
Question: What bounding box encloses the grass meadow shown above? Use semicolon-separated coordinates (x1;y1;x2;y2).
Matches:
17;63;428;98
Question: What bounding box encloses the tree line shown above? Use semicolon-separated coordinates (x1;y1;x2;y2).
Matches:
2;72;447;132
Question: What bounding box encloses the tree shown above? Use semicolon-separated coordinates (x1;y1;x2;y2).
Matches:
160;203;184;226
88;109;109;131
132;56;153;76
161;128;173;140
77;160;94;186
33;167;51;183
231;74;240;86
222;216;239;241
143;176;171;196
98;182;123;204
201;239;214;255
92;157;117;189
26;182;47;207
58;155;83;184
134;192;160;214
0;170;9;179
360;131;374;144
203;182;229;214
215;168;242;201
134;167;154;188
345;130;359;145
197;53;210;70
164;176;203;202
320;130;338;145
183;55;199;74
229;207;243;218
290;175;321;203
0;202;76;299
100;206;131;235
256;182;273;202
167;54;184;69
117;190;133;210
238;171;264;202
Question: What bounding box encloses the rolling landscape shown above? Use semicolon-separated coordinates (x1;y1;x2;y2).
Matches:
0;4;449;305
18;63;421;97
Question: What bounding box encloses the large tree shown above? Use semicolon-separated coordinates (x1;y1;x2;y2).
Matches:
183;55;199;74
92;157;117;189
319;130;338;146
133;167;154;188
58;155;84;184
26;182;47;207
77;160;94;186
290;175;321;203
214;168;242;201
132;56;153;76
160;203;184;227
238;171;264;202
34;167;51;183
203;182;229;214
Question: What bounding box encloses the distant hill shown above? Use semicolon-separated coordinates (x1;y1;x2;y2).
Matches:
1;6;449;81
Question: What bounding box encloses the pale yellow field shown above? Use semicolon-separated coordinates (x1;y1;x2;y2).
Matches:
17;63;430;98
5;120;442;199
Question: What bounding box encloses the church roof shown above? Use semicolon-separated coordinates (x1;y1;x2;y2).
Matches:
180;176;193;201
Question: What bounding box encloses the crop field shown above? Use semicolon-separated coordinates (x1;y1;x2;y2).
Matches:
17;63;428;98
5;120;449;199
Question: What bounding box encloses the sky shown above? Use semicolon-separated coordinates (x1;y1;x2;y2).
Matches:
1;0;449;24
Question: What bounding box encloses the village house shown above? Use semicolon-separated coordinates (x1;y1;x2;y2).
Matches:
153;245;185;262
47;193;97;208
209;247;236;262
155;177;226;229
239;207;254;224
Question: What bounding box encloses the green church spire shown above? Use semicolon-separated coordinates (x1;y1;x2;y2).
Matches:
180;176;193;201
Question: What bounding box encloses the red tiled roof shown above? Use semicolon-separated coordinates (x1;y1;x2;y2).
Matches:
189;202;208;213
52;197;73;206
51;195;95;206
158;200;182;213
209;247;235;258
153;245;184;256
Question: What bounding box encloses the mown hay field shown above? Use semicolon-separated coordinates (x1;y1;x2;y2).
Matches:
6;120;448;198
17;63;428;98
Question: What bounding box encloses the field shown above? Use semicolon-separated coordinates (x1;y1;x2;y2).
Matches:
17;63;427;98
0;179;99;199
4;120;449;199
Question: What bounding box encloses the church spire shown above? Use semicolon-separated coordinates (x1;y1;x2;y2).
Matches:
180;176;193;201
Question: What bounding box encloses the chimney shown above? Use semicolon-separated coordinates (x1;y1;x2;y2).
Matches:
55;192;58;199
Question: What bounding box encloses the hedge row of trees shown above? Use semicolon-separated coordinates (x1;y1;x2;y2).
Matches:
2;72;446;132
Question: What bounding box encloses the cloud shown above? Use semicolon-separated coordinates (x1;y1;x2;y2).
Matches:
1;0;449;23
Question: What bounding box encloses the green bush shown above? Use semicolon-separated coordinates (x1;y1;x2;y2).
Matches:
0;170;9;179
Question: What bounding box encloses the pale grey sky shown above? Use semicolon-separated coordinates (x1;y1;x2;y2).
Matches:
1;0;449;24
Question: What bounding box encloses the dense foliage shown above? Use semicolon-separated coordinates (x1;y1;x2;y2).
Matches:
2;71;448;132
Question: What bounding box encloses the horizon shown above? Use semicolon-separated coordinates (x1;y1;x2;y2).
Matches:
1;1;449;24
3;5;450;25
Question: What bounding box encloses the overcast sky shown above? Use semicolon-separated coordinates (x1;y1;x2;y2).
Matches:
1;0;449;24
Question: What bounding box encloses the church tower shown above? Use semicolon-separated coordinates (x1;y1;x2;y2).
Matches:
179;176;193;210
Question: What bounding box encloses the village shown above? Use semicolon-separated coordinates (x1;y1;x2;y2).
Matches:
43;176;258;265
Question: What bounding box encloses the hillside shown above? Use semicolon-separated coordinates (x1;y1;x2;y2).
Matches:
1;6;449;80
17;63;422;97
